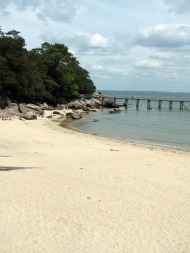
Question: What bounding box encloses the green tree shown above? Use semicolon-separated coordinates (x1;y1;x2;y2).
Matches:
0;28;96;107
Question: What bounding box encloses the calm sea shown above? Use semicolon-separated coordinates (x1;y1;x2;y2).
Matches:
71;91;190;150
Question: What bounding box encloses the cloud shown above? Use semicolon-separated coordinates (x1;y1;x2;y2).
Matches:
135;56;163;69
136;24;190;48
164;0;190;14
0;0;79;22
43;31;118;56
68;33;109;54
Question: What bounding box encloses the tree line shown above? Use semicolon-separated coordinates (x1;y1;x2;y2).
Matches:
0;28;96;107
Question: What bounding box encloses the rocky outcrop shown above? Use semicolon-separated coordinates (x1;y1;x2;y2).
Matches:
85;98;102;108
0;97;103;121
68;98;101;110
68;100;87;110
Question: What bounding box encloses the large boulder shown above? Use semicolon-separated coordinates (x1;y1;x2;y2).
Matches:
19;104;44;116
6;103;20;116
55;104;66;110
40;103;51;110
68;100;86;110
85;98;102;108
20;112;37;120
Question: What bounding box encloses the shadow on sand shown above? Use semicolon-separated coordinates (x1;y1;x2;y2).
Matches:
0;166;33;172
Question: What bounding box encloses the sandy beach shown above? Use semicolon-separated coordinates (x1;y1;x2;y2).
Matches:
0;119;190;252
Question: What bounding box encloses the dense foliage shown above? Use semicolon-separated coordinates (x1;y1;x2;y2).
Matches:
0;28;95;107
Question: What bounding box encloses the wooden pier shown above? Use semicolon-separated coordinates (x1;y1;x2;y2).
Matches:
101;96;190;111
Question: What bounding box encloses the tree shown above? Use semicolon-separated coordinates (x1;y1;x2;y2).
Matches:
0;28;96;107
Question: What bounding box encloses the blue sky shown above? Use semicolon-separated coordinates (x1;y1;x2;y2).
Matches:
1;0;190;91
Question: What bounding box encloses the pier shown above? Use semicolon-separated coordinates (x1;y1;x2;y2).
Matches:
101;96;190;111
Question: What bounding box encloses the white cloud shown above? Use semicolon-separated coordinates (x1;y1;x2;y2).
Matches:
90;33;108;48
43;32;111;55
136;24;190;48
135;57;163;69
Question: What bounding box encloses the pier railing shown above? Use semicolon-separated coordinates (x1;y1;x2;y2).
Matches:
101;96;190;111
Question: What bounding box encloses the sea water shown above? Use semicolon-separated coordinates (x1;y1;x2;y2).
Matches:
71;91;190;150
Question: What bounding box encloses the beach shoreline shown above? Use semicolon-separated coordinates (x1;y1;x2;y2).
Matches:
62;116;190;154
1;119;190;252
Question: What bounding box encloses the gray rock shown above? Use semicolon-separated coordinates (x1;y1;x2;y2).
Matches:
53;111;62;115
6;103;20;116
42;104;54;111
18;104;43;116
55;104;66;110
40;103;50;110
67;111;82;120
89;108;99;112
26;104;44;115
109;108;121;114
86;98;102;108
103;100;119;108
68;100;86;110
21;112;37;120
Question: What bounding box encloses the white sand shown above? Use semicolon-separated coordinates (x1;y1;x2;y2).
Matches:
0;119;190;253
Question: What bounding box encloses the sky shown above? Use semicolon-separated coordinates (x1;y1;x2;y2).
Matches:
1;0;190;91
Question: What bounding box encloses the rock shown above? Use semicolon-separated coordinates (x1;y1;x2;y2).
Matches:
67;111;82;120
68;100;86;110
109;108;121;114
53;111;62;115
89;108;99;112
18;103;44;116
92;119;99;122
103;100;119;108
40;103;51;110
8;103;18;109
6;103;20;116
46;115;53;119
68;98;102;111
26;104;44;115
85;98;101;108
55;104;66;110
82;107;90;112
18;104;27;113
21;112;37;120
26;104;41;111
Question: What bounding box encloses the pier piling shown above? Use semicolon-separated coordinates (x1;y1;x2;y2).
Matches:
101;96;189;112
180;101;184;111
101;96;105;107
158;100;162;111
147;99;151;110
136;99;140;111
169;101;173;111
124;99;128;110
114;97;117;107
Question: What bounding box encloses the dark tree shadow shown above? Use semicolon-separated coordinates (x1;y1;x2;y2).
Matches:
0;166;33;172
